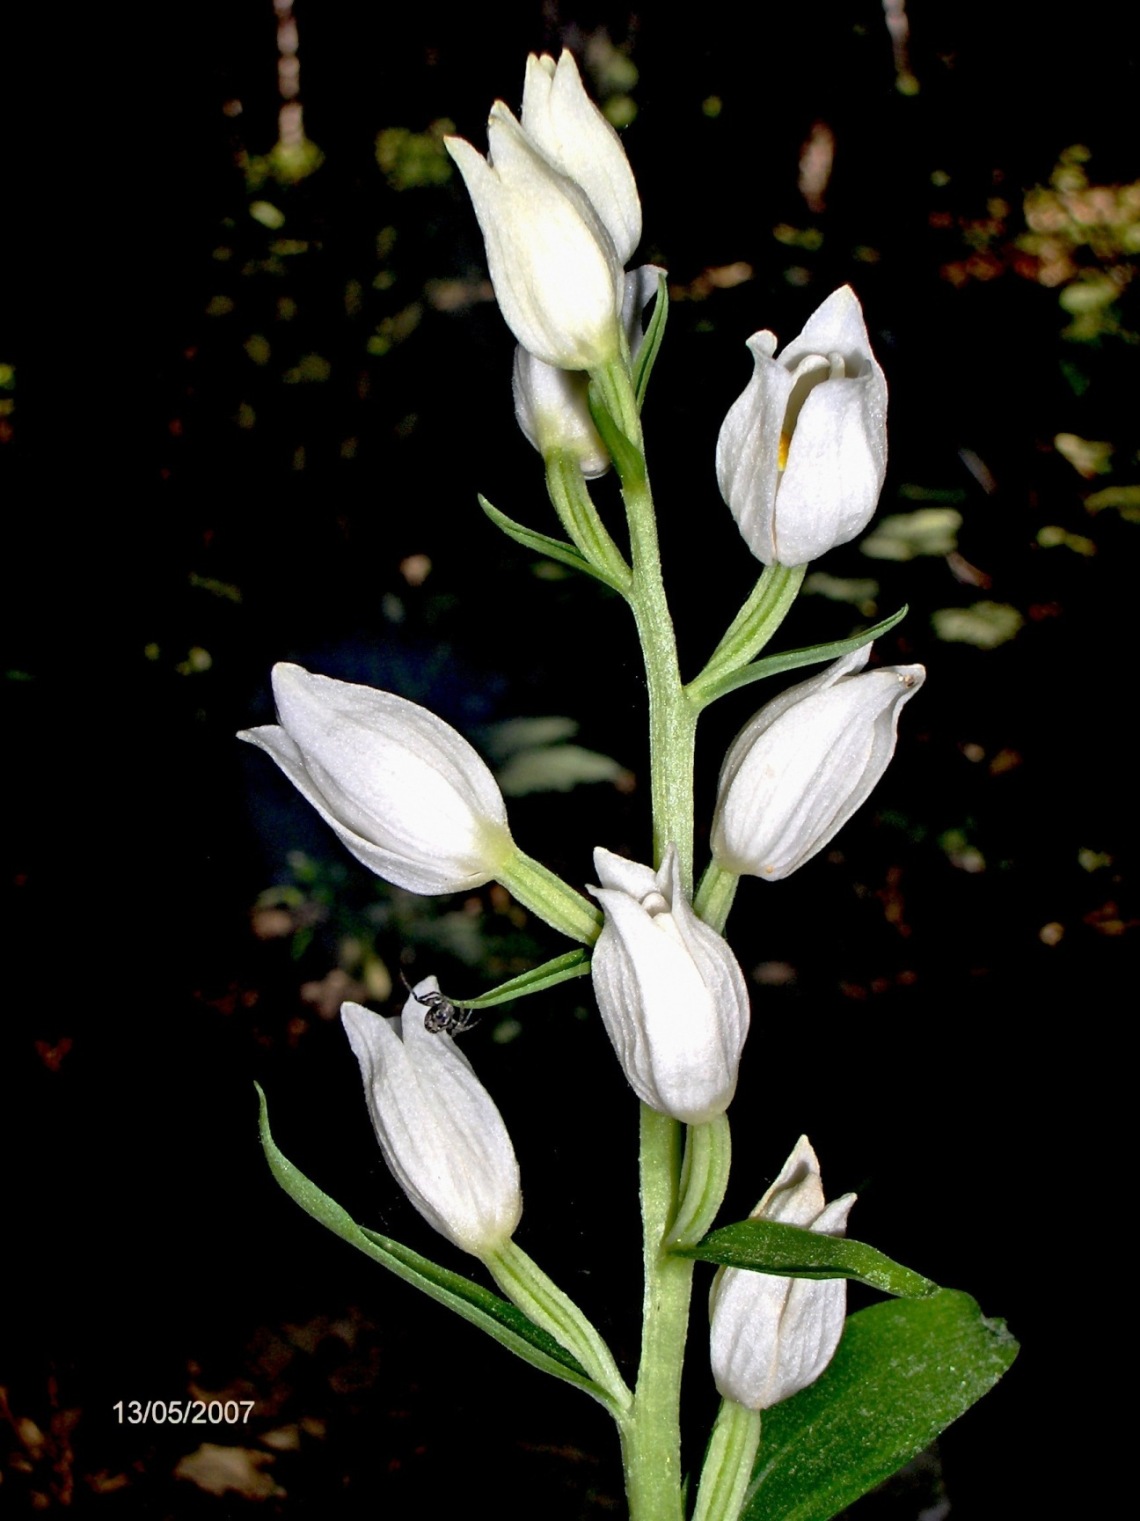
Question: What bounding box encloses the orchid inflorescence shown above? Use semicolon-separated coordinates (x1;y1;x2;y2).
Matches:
246;50;1014;1521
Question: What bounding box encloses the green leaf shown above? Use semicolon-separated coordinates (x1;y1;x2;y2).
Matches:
695;606;908;704
743;1291;1018;1521
587;384;647;486
478;494;627;591
451;948;591;1010
633;271;669;408
255;1085;617;1410
675;1219;937;1299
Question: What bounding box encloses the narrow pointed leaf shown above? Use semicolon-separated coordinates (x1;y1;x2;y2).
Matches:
676;1218;937;1298
479;494;627;591
633;271;669;408
451;948;592;1010
696;606;909;706
743;1290;1018;1521
587;384;647;486
256;1085;619;1410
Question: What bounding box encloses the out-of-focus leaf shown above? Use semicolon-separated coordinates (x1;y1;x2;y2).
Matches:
498;744;630;795
931;601;1023;648
1054;432;1113;477
1086;484;1140;520
861;508;962;561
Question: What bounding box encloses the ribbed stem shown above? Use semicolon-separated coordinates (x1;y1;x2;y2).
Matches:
621;1105;689;1521
484;1240;631;1418
497;847;603;945
692;1400;762;1521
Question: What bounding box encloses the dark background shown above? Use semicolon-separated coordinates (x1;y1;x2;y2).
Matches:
5;1;1136;1514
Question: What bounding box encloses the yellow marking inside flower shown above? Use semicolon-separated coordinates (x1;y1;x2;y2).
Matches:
778;432;791;471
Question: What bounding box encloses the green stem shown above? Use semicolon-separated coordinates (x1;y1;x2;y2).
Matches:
687;564;806;711
497;847;603;946
622;1105;690;1521
594;357;699;886
484;1240;632;1419
692;1400;762;1521
693;861;741;936
668;1113;732;1251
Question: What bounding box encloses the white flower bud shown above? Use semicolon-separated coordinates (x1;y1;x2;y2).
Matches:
511;264;664;475
711;647;924;881
446;99;624;371
520;50;641;265
239;664;514;895
716;287;888;567
588;845;750;1125
512;346;610;477
342;985;522;1255
710;1136;855;1409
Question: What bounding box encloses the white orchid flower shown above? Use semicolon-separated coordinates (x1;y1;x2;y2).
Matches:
588;845;750;1124
716;286;888;566
342;984;522;1255
711;646;924;881
710;1136;855;1409
239;664;514;895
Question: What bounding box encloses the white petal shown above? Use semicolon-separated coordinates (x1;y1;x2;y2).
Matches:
753;1134;828;1226
592;844;659;898
522;51;641;263
622;264;666;361
716;332;791;565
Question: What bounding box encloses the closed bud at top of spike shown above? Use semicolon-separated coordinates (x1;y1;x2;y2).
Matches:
446;95;625;371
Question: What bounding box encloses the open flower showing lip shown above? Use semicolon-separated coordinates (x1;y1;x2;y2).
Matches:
588;845;750;1124
342;984;522;1256
239;663;515;895
716;286;888;567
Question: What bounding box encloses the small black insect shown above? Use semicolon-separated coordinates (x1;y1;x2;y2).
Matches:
401;973;477;1036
